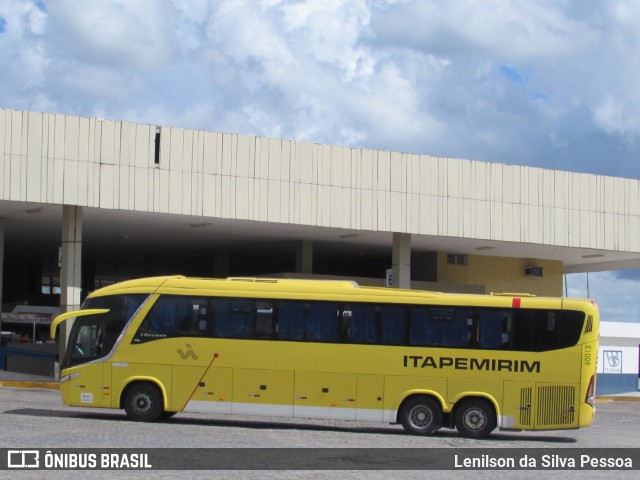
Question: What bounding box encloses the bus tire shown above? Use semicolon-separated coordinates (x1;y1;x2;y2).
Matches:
399;395;443;435
123;383;164;422
454;398;496;438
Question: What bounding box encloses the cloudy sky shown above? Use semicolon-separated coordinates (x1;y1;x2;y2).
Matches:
1;0;640;322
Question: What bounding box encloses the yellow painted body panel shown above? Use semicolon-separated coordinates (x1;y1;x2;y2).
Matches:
56;275;599;433
356;374;385;420
294;371;356;419
60;362;105;407
233;369;294;414
171;365;206;411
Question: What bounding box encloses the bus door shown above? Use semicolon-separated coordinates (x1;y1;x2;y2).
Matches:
64;320;109;408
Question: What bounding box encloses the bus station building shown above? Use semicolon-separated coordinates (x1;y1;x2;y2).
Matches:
1;108;639;394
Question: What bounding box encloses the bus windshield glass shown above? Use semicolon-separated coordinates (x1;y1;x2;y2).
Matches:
63;294;148;369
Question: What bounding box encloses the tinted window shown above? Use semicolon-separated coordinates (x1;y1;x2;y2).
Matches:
306;303;338;342
410;307;472;347
379;305;406;345
255;302;275;339
531;309;584;351
277;301;306;340
409;307;437;345
130;295;586;353
214;299;255;339
478;309;512;349
347;304;377;344
441;308;473;347
134;296;208;342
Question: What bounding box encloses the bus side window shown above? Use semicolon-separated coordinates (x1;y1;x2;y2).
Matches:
305;302;338;342
177;299;208;337
478;309;511;349
511;309;533;351
409;307;437;345
198;306;208;334
547;312;556;330
379;305;405;345
255;302;274;339
276;301;305;340
341;307;352;341
212;300;230;337
214;300;255;338
137;296;183;338
440;308;473;347
556;310;585;349
348;304;377;344
531;309;560;351
528;309;584;352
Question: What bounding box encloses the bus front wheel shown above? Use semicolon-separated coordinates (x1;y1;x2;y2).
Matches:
123;383;164;422
454;398;496;438
399;396;443;435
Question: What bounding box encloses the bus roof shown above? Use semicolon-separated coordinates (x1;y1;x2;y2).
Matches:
85;275;597;312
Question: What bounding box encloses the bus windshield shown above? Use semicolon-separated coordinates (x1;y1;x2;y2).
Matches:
63;294;147;369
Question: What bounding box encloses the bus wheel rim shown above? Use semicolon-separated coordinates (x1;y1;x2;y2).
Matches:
409;405;433;429
463;407;487;430
132;392;153;415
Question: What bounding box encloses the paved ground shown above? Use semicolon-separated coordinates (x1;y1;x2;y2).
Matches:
0;377;639;479
0;370;55;383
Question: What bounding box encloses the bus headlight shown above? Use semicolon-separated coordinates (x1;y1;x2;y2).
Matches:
60;373;81;384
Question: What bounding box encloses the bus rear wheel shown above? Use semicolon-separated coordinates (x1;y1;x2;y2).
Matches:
400;396;443;435
124;383;164;422
454;398;496;438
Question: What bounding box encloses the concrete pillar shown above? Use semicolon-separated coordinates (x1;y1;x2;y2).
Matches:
59;206;82;353
392;232;411;289
0;218;4;312
296;240;313;275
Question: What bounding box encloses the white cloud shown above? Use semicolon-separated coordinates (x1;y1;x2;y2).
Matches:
369;0;595;62
2;0;640;322
2;0;638;173
169;0;210;24
566;272;640;323
0;0;49;95
282;0;373;81
46;0;173;71
594;96;640;139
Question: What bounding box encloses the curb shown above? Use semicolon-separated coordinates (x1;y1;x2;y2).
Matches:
596;395;640;402
0;381;59;390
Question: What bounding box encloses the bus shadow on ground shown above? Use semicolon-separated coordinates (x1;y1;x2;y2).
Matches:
3;408;577;443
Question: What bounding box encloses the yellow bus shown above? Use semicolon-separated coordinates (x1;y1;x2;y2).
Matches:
50;275;599;438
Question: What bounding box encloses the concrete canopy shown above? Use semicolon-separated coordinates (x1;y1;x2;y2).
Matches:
2;108;640;304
